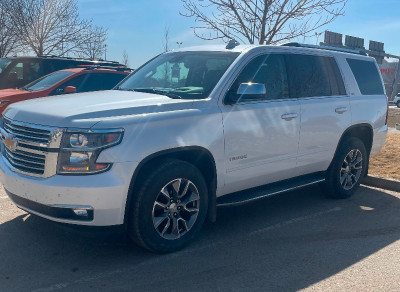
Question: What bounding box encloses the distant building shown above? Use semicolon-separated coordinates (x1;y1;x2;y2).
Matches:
379;59;399;99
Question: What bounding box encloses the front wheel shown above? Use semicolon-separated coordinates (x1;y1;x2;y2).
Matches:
324;137;368;199
396;101;400;108
128;159;208;253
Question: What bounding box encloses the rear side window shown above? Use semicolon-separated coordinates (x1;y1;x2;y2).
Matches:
346;58;384;95
285;54;346;98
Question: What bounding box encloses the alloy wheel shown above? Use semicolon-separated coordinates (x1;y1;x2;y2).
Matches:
152;178;200;240
340;149;363;190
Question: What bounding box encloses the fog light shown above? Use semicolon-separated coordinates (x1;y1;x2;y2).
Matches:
73;208;89;217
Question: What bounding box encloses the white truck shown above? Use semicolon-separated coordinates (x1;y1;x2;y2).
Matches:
0;43;388;253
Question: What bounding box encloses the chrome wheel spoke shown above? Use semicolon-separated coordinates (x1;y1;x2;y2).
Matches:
171;179;182;196
171;217;180;238
160;218;171;236
179;180;191;199
160;188;171;200
153;213;168;229
154;201;168;209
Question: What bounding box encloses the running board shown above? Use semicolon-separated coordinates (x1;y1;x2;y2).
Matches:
217;172;326;207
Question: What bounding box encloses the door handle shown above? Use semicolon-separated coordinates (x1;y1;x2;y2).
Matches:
335;107;348;114
281;113;298;121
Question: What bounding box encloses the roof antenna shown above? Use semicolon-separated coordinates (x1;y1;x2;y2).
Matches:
226;39;240;50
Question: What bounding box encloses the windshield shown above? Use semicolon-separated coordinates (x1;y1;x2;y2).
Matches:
0;58;11;74
117;51;240;99
22;70;75;91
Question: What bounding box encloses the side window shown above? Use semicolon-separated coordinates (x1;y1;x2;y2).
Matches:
78;73;127;92
326;57;346;96
51;74;88;95
346;58;384;95
9;62;24;80
225;54;289;103
285;54;332;98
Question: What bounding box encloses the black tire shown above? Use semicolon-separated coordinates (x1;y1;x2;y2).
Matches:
397;101;400;108
128;159;208;253
324;137;368;199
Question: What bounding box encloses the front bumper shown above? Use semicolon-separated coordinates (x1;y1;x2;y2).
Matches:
0;155;137;226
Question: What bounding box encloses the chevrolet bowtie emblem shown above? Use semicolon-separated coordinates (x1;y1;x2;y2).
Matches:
4;134;17;152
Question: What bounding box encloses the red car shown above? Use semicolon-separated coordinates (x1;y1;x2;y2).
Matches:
0;66;131;114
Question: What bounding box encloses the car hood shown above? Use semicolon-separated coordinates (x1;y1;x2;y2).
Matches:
4;90;197;128
0;89;30;99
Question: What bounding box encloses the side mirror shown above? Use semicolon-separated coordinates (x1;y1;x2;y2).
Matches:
237;83;266;96
64;86;77;94
225;82;266;105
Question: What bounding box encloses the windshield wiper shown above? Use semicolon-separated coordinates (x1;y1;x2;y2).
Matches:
125;88;182;99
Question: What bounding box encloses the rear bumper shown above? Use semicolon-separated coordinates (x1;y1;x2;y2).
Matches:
0;155;137;226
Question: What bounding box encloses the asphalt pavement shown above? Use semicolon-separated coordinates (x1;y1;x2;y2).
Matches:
1;184;400;291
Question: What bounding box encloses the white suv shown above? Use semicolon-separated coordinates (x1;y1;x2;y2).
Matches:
0;43;388;252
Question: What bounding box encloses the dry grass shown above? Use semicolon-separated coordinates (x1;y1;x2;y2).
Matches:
387;108;400;128
369;132;400;180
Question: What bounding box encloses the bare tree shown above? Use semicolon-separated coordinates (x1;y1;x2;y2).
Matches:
122;50;129;67
181;0;347;45
163;26;170;52
8;0;92;56
77;25;108;60
0;0;20;57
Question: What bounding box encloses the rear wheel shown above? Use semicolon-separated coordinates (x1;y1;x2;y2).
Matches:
324;137;368;199
128;159;208;253
397;101;400;108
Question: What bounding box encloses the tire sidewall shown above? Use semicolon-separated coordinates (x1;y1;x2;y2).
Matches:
131;160;208;253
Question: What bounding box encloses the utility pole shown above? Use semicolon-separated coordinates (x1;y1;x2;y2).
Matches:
104;44;107;60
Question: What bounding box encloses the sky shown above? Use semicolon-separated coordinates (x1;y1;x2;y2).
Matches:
78;0;400;68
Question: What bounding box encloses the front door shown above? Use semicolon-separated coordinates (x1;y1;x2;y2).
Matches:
221;54;301;194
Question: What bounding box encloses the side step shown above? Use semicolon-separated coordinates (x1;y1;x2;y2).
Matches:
216;172;326;207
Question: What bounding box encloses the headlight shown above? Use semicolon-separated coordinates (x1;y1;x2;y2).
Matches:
57;130;124;175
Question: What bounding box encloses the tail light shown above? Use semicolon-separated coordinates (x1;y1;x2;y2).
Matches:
385;96;389;125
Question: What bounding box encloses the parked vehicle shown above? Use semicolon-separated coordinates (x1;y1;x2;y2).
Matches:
0;56;124;89
0;66;131;115
0;43;388;253
394;93;400;108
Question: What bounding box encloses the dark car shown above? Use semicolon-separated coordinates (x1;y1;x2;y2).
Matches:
0;66;131;114
0;56;124;89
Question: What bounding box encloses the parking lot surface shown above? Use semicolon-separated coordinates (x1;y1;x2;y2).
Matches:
1;184;400;291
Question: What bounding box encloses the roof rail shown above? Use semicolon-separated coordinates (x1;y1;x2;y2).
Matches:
81;65;132;71
280;42;367;56
36;55;121;63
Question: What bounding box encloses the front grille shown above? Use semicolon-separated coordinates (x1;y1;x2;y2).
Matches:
4;147;45;175
1;118;59;177
4;118;51;145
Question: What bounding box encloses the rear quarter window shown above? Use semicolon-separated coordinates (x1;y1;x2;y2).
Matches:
346;58;384;95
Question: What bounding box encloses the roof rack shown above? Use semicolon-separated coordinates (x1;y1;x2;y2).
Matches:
35;55;120;64
81;65;133;71
280;42;367;56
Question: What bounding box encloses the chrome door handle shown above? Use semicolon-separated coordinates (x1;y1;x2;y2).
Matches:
281;113;298;121
335;107;348;114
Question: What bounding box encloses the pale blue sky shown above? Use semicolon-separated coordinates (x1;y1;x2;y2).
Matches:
78;0;400;68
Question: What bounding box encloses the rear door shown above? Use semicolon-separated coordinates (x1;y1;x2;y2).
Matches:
221;53;301;194
285;53;350;175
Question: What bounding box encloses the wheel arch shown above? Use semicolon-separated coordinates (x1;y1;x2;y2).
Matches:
124;146;218;226
331;123;374;173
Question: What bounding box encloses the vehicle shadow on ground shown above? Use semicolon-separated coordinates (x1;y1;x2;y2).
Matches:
1;185;400;291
